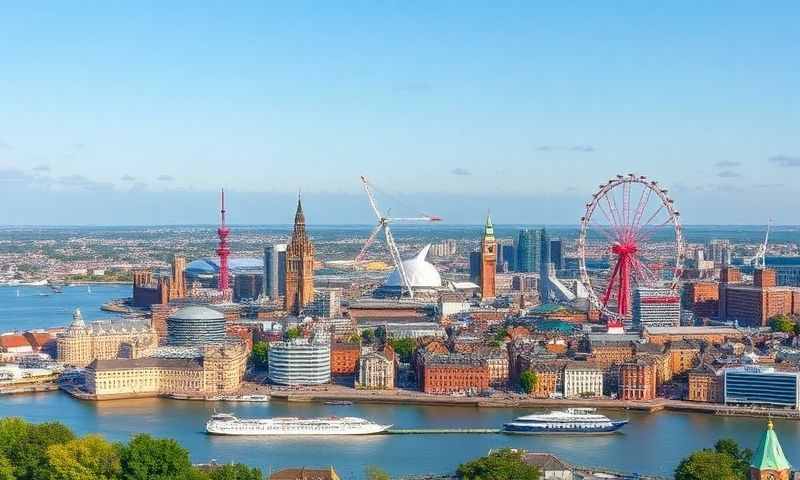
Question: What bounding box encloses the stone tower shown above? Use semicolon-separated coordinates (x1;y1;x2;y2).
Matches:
479;213;496;299
750;420;792;480
285;197;315;315
169;255;186;300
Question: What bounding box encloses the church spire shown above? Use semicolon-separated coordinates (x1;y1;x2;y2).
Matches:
751;419;792;475
294;190;305;228
484;212;494;238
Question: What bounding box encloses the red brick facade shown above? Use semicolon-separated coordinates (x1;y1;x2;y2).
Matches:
618;359;657;401
422;361;489;394
330;343;360;375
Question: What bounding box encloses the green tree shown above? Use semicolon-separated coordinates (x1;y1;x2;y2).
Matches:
0;454;14;480
0;417;75;480
347;331;362;344
249;341;269;370
361;329;375;345
365;466;391;480
457;449;541;480
46;435;121;480
713;439;752;479
285;327;302;341
388;338;415;363
769;314;796;333
675;451;739;480
519;370;538;395
119;434;193;480
206;464;263;480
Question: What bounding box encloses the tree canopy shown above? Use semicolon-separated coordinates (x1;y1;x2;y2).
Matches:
519;370;538;394
769;314;797;333
365;466;391;480
675;438;752;480
457;448;541;480
285;327;303;340
249;341;269;370
388;338;415;363
205;464;263;480
0;418;265;480
46;435;121;480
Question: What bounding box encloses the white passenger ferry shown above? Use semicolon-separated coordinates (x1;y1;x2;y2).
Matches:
206;413;392;436
503;408;628;434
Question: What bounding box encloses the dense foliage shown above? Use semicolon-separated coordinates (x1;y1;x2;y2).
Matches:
285;327;303;340
769;314;797;333
457;448;541;480
388;338;415;363
674;439;752;480
0;418;262;480
519;370;538;394
249;341;269;370
365;466;391;480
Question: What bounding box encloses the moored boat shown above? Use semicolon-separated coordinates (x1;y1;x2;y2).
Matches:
206;413;391;436
221;394;270;403
503;408;628;434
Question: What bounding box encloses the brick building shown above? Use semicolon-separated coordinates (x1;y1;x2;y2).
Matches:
668;340;701;376
720;267;800;327
687;365;723;403
589;340;636;368
682;281;719;319
419;353;489;394
643;326;743;346
618;358;658;401
526;362;565;398
330;342;360;375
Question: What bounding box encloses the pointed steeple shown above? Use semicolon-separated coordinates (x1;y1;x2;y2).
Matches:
751;419;792;472
484;212;494;238
294;191;305;228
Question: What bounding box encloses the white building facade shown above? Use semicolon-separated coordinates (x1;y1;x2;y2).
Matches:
268;339;331;385
563;363;604;398
632;287;681;328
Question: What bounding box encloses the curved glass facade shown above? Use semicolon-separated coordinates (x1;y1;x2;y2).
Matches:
268;340;331;385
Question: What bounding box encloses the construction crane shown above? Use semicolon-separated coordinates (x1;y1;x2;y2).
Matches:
355;176;442;298
753;219;772;269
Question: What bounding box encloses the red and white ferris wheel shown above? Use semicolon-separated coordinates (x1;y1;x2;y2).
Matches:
577;174;685;332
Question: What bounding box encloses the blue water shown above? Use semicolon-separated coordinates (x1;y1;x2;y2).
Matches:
0;284;128;332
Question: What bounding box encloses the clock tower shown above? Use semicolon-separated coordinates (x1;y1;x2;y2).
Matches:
750;420;792;480
479;214;496;299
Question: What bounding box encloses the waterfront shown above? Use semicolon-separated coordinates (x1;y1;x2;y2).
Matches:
0;392;798;478
0;283;127;332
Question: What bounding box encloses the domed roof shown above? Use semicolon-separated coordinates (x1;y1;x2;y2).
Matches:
383;245;442;289
170;305;224;321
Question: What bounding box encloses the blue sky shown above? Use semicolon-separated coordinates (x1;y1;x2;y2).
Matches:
0;2;798;225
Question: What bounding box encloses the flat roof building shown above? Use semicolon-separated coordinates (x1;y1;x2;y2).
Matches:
724;366;800;410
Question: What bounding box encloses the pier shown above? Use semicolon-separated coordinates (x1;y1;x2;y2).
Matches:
386;428;501;435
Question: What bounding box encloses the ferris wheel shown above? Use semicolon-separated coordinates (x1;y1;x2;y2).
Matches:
577;174;685;332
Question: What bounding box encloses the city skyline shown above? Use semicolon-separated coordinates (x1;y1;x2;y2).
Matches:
1;2;798;224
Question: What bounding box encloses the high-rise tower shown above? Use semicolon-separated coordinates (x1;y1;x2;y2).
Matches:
479;214;496;299
285;196;315;315
216;189;231;295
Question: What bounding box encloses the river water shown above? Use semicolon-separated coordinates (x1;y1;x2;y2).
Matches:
0;285;798;478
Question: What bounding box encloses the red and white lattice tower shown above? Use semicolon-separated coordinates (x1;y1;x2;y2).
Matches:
216;189;231;293
577;174;684;334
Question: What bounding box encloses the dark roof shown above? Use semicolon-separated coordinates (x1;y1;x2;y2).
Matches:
636;343;665;355
522;453;572;471
270;467;338;480
87;357;203;371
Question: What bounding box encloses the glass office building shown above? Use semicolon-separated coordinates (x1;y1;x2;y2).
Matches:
724;366;800;410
